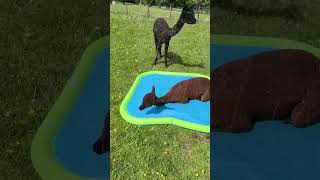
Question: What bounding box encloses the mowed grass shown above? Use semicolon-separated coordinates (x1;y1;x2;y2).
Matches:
110;4;210;179
0;0;106;179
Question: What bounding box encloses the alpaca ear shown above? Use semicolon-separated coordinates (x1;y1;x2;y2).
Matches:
152;86;155;95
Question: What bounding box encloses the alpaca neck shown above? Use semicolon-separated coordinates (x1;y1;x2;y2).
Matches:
154;96;166;106
169;18;185;37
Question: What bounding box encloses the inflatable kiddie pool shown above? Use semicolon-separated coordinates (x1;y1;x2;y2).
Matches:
211;35;320;180
120;71;210;133
31;37;110;180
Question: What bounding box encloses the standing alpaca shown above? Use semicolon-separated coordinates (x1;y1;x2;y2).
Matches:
139;77;209;110
153;6;196;67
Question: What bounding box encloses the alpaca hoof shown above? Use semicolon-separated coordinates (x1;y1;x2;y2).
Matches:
93;140;107;155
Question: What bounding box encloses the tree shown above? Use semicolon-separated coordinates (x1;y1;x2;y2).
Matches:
141;0;157;18
188;0;209;20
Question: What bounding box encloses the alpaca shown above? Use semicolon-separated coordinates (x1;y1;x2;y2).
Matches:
93;111;110;154
139;77;209;110
153;6;196;67
211;49;320;133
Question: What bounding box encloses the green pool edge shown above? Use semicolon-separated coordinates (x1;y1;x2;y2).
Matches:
31;36;109;180
211;34;320;57
119;71;211;133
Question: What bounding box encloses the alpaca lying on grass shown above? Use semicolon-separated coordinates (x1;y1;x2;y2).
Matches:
211;49;320;133
93;111;109;154
153;6;196;67
139;77;210;110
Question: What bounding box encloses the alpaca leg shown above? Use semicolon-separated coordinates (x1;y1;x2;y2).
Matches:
154;37;157;55
153;35;159;65
291;82;320;128
159;45;162;57
226;113;253;132
180;97;189;104
214;111;253;133
227;108;253;132
200;89;210;102
153;44;159;65
212;98;253;132
164;42;169;67
157;45;162;58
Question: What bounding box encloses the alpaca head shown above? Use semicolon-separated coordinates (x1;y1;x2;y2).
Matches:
139;86;157;110
181;6;196;24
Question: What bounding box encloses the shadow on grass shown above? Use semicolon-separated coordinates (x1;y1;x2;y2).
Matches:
154;52;206;68
145;105;174;114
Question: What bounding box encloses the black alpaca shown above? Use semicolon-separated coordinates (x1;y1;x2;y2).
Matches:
153;6;196;67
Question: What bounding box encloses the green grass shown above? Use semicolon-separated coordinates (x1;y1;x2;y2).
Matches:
0;0;106;179
110;4;210;179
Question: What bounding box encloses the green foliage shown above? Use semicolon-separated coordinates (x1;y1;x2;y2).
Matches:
212;0;320;48
213;0;305;21
117;0;140;4
116;0;209;7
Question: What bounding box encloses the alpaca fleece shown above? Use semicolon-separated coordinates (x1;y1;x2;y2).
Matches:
211;49;320;132
139;77;209;110
153;6;196;67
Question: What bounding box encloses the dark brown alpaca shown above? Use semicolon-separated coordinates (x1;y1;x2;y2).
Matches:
153;6;196;67
211;49;320;133
93;111;109;154
139;77;209;110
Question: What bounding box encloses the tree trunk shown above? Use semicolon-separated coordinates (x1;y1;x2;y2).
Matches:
170;4;172;21
126;3;128;15
198;5;200;20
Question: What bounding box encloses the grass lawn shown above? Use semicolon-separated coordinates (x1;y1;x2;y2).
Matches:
110;4;210;179
0;0;106;179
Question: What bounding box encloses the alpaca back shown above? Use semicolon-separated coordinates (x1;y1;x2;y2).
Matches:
153;18;169;34
211;49;320;119
161;77;210;102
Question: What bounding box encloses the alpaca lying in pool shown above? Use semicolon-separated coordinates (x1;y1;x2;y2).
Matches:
139;77;210;110
211;49;320;133
93;111;109;154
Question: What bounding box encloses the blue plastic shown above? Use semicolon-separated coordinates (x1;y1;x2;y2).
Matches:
54;49;109;179
127;74;210;126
